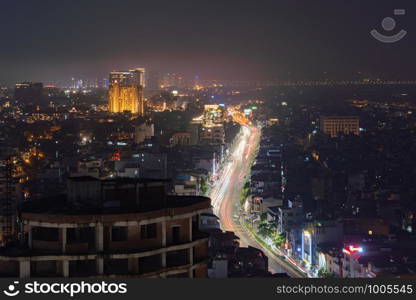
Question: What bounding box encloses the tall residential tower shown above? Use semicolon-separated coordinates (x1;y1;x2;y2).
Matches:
108;68;145;115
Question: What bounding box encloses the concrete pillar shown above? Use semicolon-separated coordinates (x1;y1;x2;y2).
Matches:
95;223;104;252
188;217;193;242
189;247;194;265
161;221;166;247
62;260;69;277
19;261;30;278
61;228;67;254
161;252;166;268
128;257;139;274
96;257;104;275
28;225;33;249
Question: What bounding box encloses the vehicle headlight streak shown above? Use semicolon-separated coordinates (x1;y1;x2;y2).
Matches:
210;125;251;215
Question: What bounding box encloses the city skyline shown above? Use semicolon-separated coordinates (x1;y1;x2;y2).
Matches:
2;0;416;288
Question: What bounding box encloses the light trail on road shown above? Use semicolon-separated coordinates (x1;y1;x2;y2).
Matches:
209;121;306;278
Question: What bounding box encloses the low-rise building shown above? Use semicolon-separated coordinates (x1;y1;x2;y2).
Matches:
278;205;304;234
170;132;191;147
200;124;225;145
302;221;343;270
260;196;283;214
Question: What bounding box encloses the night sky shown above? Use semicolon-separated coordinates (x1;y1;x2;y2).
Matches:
1;0;416;85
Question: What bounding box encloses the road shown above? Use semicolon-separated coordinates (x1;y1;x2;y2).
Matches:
209;124;305;278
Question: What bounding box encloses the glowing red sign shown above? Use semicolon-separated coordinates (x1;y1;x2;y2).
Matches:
343;245;363;255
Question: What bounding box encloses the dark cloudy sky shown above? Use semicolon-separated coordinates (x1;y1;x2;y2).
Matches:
0;0;415;85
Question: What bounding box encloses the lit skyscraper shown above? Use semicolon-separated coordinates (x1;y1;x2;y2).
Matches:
108;68;145;115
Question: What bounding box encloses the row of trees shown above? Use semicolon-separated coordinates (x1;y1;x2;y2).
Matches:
257;215;337;278
257;214;286;248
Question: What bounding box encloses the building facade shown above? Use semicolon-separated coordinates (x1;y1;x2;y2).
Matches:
0;178;211;278
320;116;360;138
134;122;154;144
108;68;145;115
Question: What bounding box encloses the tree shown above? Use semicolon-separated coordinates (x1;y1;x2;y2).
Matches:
240;182;250;205
318;268;336;278
257;220;274;238
200;177;208;195
272;233;286;248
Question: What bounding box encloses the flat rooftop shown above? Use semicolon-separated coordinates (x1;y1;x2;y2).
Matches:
21;194;211;216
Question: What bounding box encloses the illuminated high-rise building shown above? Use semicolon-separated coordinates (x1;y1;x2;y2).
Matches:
320;116;360;138
108;68;145;115
200;105;226;145
203;104;226;126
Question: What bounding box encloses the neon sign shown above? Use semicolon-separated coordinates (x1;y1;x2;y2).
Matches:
343;245;363;255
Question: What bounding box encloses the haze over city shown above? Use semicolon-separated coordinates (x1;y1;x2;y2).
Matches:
1;0;416;85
